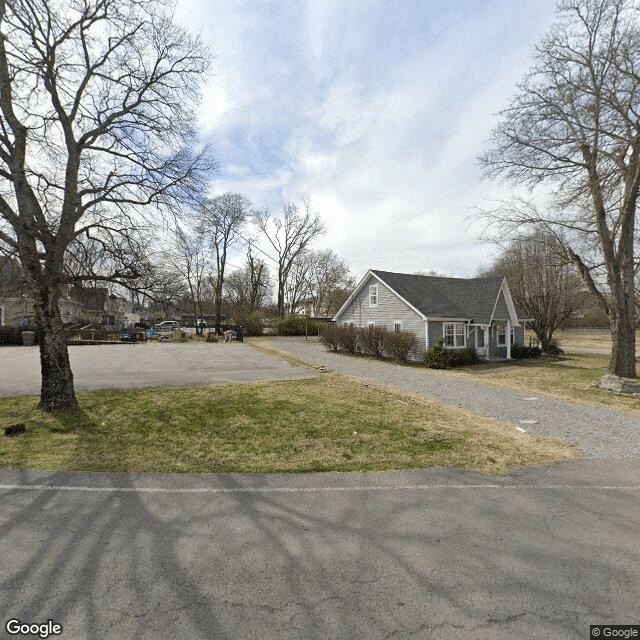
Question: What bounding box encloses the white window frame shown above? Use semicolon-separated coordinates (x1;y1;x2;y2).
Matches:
496;323;506;346
393;321;402;333
369;284;378;307
443;322;466;348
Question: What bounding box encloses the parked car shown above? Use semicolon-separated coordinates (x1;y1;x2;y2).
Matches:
155;320;179;330
197;319;208;328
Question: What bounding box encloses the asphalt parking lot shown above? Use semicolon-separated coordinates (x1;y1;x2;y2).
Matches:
0;342;318;397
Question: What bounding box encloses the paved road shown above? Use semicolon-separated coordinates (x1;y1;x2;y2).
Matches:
0;342;318;397
0;461;638;640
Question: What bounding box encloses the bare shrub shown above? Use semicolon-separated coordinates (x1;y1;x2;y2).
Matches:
384;331;418;363
338;324;360;354
360;325;388;358
319;325;340;351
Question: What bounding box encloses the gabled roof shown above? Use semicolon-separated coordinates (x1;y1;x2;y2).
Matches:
334;269;523;325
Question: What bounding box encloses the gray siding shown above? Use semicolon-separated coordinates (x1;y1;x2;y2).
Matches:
337;275;426;359
492;289;510;321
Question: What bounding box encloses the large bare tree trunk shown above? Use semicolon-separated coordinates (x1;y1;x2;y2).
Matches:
33;286;78;412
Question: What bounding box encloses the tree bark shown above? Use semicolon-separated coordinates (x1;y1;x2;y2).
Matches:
33;286;78;412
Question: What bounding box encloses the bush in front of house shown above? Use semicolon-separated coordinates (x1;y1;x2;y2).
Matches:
338;324;361;354
447;347;481;367
425;340;451;369
384;330;418;363
319;325;341;351
425;341;480;368
511;343;542;359
359;324;388;358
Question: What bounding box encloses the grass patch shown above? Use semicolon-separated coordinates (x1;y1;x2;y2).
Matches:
453;351;640;413
0;373;577;474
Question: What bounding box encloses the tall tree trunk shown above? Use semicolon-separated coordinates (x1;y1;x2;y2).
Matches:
33;286;78;412
608;286;636;378
214;290;222;334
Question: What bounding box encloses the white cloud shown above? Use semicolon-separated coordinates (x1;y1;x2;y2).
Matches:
174;0;560;279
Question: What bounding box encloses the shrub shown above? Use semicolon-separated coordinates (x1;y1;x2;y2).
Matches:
319;325;341;351
0;326;23;345
272;316;320;336
425;340;451;369
236;314;264;337
541;337;564;355
448;347;480;367
425;341;480;368
338;324;361;354
384;330;418;363
511;343;542;359
360;324;389;358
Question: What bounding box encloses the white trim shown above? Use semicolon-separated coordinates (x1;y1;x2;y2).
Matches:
489;277;520;327
393;320;402;333
369;284;379;307
334;270;430;322
442;321;467;348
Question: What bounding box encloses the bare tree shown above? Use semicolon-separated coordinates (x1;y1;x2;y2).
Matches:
224;248;271;315
299;249;355;317
255;202;325;318
200;193;251;332
477;0;640;379
167;226;210;334
480;231;582;350
0;0;215;410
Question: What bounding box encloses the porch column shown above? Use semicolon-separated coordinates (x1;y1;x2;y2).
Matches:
484;326;489;357
506;320;511;359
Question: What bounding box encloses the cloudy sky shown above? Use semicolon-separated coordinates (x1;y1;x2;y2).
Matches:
173;0;559;280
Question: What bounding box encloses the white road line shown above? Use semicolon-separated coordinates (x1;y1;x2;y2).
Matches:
0;484;638;494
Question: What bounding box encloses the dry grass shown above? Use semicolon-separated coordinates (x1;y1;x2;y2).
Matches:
0;373;577;475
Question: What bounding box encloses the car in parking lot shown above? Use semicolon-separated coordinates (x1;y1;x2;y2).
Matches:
155;320;179;330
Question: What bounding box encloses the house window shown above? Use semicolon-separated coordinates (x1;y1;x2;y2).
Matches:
393;321;402;333
369;284;378;307
497;324;506;346
443;322;466;348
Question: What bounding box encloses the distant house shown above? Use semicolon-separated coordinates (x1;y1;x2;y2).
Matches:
0;258;131;329
333;269;527;360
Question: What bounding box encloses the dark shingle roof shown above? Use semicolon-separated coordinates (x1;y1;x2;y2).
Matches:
370;270;507;323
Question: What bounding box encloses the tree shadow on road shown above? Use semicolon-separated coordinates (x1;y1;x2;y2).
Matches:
1;465;639;639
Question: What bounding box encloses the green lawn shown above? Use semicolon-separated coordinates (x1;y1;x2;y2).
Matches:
0;373;577;474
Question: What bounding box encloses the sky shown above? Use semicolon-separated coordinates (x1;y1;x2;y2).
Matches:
173;0;560;280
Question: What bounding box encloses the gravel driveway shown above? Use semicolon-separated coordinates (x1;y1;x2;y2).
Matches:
255;337;640;459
